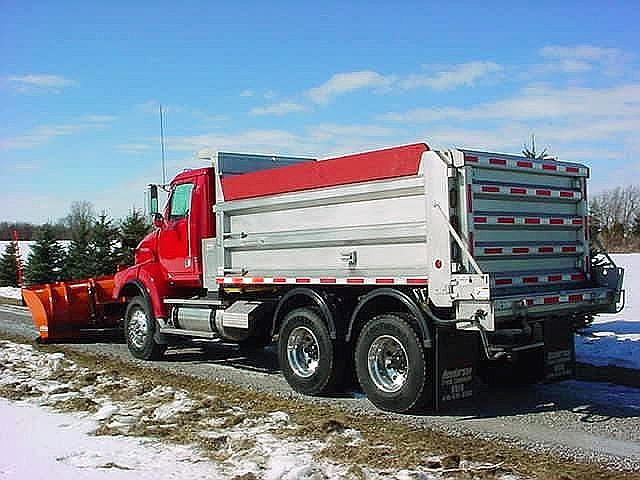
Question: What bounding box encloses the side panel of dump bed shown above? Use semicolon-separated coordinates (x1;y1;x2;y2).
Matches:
456;149;616;321
204;145;431;288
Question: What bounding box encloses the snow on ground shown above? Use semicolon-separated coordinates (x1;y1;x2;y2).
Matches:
0;340;505;480
575;253;640;370
0;398;227;480
0;240;35;262
0;341;349;480
0;287;21;300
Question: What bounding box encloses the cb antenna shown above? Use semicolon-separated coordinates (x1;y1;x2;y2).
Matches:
159;104;167;185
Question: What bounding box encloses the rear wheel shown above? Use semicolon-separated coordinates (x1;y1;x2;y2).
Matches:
124;296;166;360
355;313;431;413
278;307;344;395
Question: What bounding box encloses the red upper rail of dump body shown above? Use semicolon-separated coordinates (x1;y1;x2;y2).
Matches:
220;143;429;201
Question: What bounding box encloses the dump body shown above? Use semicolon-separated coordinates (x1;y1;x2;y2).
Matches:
204;145;622;329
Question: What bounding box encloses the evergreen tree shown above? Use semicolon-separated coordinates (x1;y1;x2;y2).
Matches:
118;208;151;266
25;225;66;285
633;215;640;237
65;210;94;279
522;134;554;160
90;212;119;276
0;241;20;287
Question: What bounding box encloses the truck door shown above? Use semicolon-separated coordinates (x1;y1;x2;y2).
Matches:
157;182;195;281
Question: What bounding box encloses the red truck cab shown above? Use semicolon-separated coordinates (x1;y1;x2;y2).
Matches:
113;167;215;318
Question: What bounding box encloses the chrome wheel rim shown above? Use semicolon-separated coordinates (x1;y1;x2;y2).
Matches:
128;307;149;349
287;326;320;378
367;335;408;393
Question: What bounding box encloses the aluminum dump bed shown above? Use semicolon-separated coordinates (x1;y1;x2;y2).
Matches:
203;144;623;331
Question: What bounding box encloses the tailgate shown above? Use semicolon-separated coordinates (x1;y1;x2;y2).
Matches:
456;149;618;320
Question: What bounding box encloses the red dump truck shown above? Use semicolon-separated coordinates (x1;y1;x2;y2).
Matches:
23;143;624;412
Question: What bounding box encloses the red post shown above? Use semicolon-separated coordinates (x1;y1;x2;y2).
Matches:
11;230;23;287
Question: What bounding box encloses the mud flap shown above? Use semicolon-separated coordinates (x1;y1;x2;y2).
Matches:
543;318;575;381
434;327;479;411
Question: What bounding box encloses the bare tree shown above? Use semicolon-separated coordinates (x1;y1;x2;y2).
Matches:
63;201;95;239
591;186;640;229
590;185;640;251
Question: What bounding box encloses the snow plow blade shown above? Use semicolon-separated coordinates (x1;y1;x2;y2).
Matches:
22;277;124;342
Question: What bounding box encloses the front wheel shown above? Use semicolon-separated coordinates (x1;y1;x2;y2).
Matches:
355;313;431;413
124;296;166;360
278;307;344;395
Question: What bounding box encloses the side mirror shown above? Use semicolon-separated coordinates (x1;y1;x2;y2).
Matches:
153;212;164;228
146;184;159;216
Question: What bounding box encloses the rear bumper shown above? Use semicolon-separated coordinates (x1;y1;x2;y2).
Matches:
492;286;618;319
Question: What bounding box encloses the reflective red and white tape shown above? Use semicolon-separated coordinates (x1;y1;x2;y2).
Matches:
215;276;429;286
476;244;583;256
464;154;588;177
493;272;586;287
473;215;583;227
473;184;582;201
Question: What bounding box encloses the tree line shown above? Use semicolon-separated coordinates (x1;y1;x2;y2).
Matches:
0;221;72;241
590;185;640;252
0;201;150;287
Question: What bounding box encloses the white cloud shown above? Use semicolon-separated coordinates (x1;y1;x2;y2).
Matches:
309;124;396;142
306;71;394;105
240;89;254;97
0;115;116;150
535;45;632;76
534;59;594;74
168;129;306;155
381;84;640;123
117;143;153;154
540;45;623;61
0;125;84;150
399;61;503;90
422;122;636;158
301;63;502;105
250;101;307;116
5;74;77;93
165;122;404;160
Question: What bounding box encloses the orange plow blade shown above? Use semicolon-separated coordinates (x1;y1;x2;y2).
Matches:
22;276;124;342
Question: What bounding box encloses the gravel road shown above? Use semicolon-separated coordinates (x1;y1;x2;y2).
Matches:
2;304;639;472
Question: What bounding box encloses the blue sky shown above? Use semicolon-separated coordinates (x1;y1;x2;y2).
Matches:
1;1;639;223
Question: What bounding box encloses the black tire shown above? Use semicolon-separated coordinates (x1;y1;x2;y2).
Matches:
278;307;345;395
355;313;431;413
124;296;166;360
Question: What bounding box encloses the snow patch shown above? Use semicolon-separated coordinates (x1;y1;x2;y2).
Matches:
1;339;514;479
0;398;226;479
0;286;21;300
576;253;640;370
